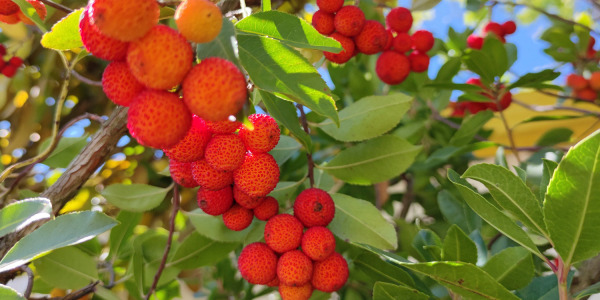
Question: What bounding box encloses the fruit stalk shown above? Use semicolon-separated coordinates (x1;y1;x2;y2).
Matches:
296;104;314;187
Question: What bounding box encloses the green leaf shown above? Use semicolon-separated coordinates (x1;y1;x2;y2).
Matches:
235;11;341;52
373;282;428;300
462;164;548;237
435;58;462;82
412;229;442;261
509;69;561;90
425;83;484;92
319;135;422;185
102;184;168;212
269;135;301;166
34;247;98;290
187;209;260;243
544;129;600;265
463;50;497;83
400;262;520;300
411;0;442;11
168;232;239;270
318;94;413;142
442;225;478;264
237;34;339;125
159;7;175;20
40;137;88;168
482;247;534;290
329;193;397;250
40;9;83;50
0;211;117;272
307;168;335;191
536;128;573;147
448;169;545;261
260;91;312;151
354;252;415;288
458;92;493;103
108;211;142;260
515;115;586;126
480;37;508;78
438;190;481;234
0;285;25;300
539;159;558;203
13;0;47;31
574;281;600;299
449;110;493;146
197;18;240;69
505;43;518;69
269;180;305;205
0;198;51;238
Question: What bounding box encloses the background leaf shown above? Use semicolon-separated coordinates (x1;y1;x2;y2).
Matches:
0;198;51;238
437;190;481;234
168;232;239;270
442;225;478;264
101;184;168;212
187;209;260;243
0;285;25;300
449;110;493;146
197;18;240;68
40;137;88;168
269;135;301;166
373;282;428;300
260;91;312;150
354;252;415;288
482;247;534;290
108;211;142;260
34;246;98;290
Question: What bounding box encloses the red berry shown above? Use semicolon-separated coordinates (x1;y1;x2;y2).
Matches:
311;252;348;293
169;160;198;188
79;8;129;61
409;51;430;72
483;22;504;37
0;44;6;56
204;134;246;171
0;0;20;15
575;88;597;101
501;20;516;35
239;114;281;153
355;20;389;55
197;186;234;216
233;152;280;197
233;185;264;209
301;226;336;261
392;32;412;53
223;204;254;231
253;196;279;221
277;250;313;286
323;33;355;64
566;74;588;91
163;116;212;163
238;243;278;285
376;51;410;85
383;29;393;51
279;282;313;300
467;34;483;50
386;7;412;33
312;10;335;35
191;159;233;191
101;61;145;107
1;64;17;77
333;6;365;37
411;30;434;52
293;188;335;227
316;0;343;13
264;214;304;253
8;56;23;66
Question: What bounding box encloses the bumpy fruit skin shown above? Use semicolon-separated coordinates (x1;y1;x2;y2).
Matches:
253;196;279;221
127;90;192;149
89;0;159;41
386;7;412;33
279;283;313;300
79;9;128;61
392;32;411;53
301;227;336;261
267;277;280;287
204;134;246;171
566;74;588;91
234;152;280;197
411;30;434;52
576;88;597;101
501;20;516;34
409;51;429;72
163;116;212;163
383;29;393;50
18;0;46;25
264;214;304;253
323;33;355;64
590;71;600;91
312;252;348;292
182;57;247;121
169;160;198;188
234;185;264;209
483;22;504;37
102;61;144;107
205;119;241;134
376;51;410;85
355;20;389;55
239;114;281;153
277;250;313;286
334;6;365;37
467;34;483;50
316;0;343;14
0;0;19;15
238;243;278;285
223;204;254;231
127;25;193;90
175;0;222;43
293;188;335;227
312;10;335;35
191;159;233;190
197;186;233;215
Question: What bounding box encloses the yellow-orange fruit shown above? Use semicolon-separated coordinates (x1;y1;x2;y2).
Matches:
293;188;335;228
233;185;263;209
205;119;241;134
169;160;198;188
175;0;222;43
79;8;128;61
102;61;144;107
355;20;389;55
311;252;348;292
191;159;233;191
590;71;600;91
0;12;20;24
0;0;19;15
182;57;247;121
264;214;303;253
197;186;233;215
204;134;246;171
277;250;313;286
238;243;278;285
575;88;597;102
163;116;212;163
222;204;253;231
88;0;159;41
127;90;192;149
17;0;46;25
279;283;313;300
301;226;335;261
127;25;193;90
266;277;280;287
233;152;280;197
239;114;281;153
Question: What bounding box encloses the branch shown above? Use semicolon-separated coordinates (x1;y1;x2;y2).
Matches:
399;174;414;219
72;70;102;87
61;281;100;300
296;104;314;188
145;184;179;300
20;265;33;299
38;0;73;13
513;99;600;117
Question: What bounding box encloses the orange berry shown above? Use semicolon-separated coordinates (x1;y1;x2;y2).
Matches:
163;116;212;163
264;214;304;253
411;30;434;52
18;0;46;25
127;25;193;90
376;51;410;85
0;12;20;24
267;277;280;287
197;186;233;216
333;6;365;37
590;71;600;91
301;226;336;261
409;50;430;72
253;196;279;221
0;0;19;15
293;188;335;228
79;8;128;61
127;90;192;149
204;134;246;171
316;0;343;13
175;0;222;43
238;243;278;285
277;250;313;286
323;33;355;64
566;74;588;91
312;10;334;35
575;88;597;102
239;114;281;153
279;282;313;300
392;32;412;53
205;119;241;134
222;204;253;231
101;61;144;107
234;185;264;209
192;159;233;191
355;20;389;55
169;160;198;188
233;152;280;197
182;57;247;121
88;0;159;41
311;252;348;293
386;7;412;33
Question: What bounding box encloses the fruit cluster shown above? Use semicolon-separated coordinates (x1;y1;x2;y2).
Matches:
451;77;513;117
467;20;516;49
311;2;434;85
238;188;348;299
0;44;23;78
566;72;600;102
0;0;46;25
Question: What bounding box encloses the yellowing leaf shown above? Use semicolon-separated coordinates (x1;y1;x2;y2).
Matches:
41;9;84;50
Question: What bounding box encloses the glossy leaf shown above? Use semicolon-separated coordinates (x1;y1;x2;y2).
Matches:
40;137;88;168
197;18;240;68
102;184;168;212
319;135;422;185
0;198;51;238
463;50;497;83
0;285;24;300
438;190;481;234
13;0;46;31
0;211;117;272
188;209;260;243
509;69;561;90
412;229;442;261
373;282;428;300
269;135;301;166
329;194;397;250
482;247;534;290
480;37;508;78
442;225;478;264
34;247;98;290
108;211;142;260
40;9;83;50
435;58;462;82
544;129;600;265
260;91;312;150
168;232;239;270
539;159;558;203
536;128;573;147
269;180;305;205
354;252;415;288
449;110;493;146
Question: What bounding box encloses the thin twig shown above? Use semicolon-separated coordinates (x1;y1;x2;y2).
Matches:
498;105;522;163
38;0;73;13
536;89;600;106
513;98;600;117
399;174;414;220
20;265;33;299
62;281;100;300
296;104;314;188
144;184;179;300
72;70;102;87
